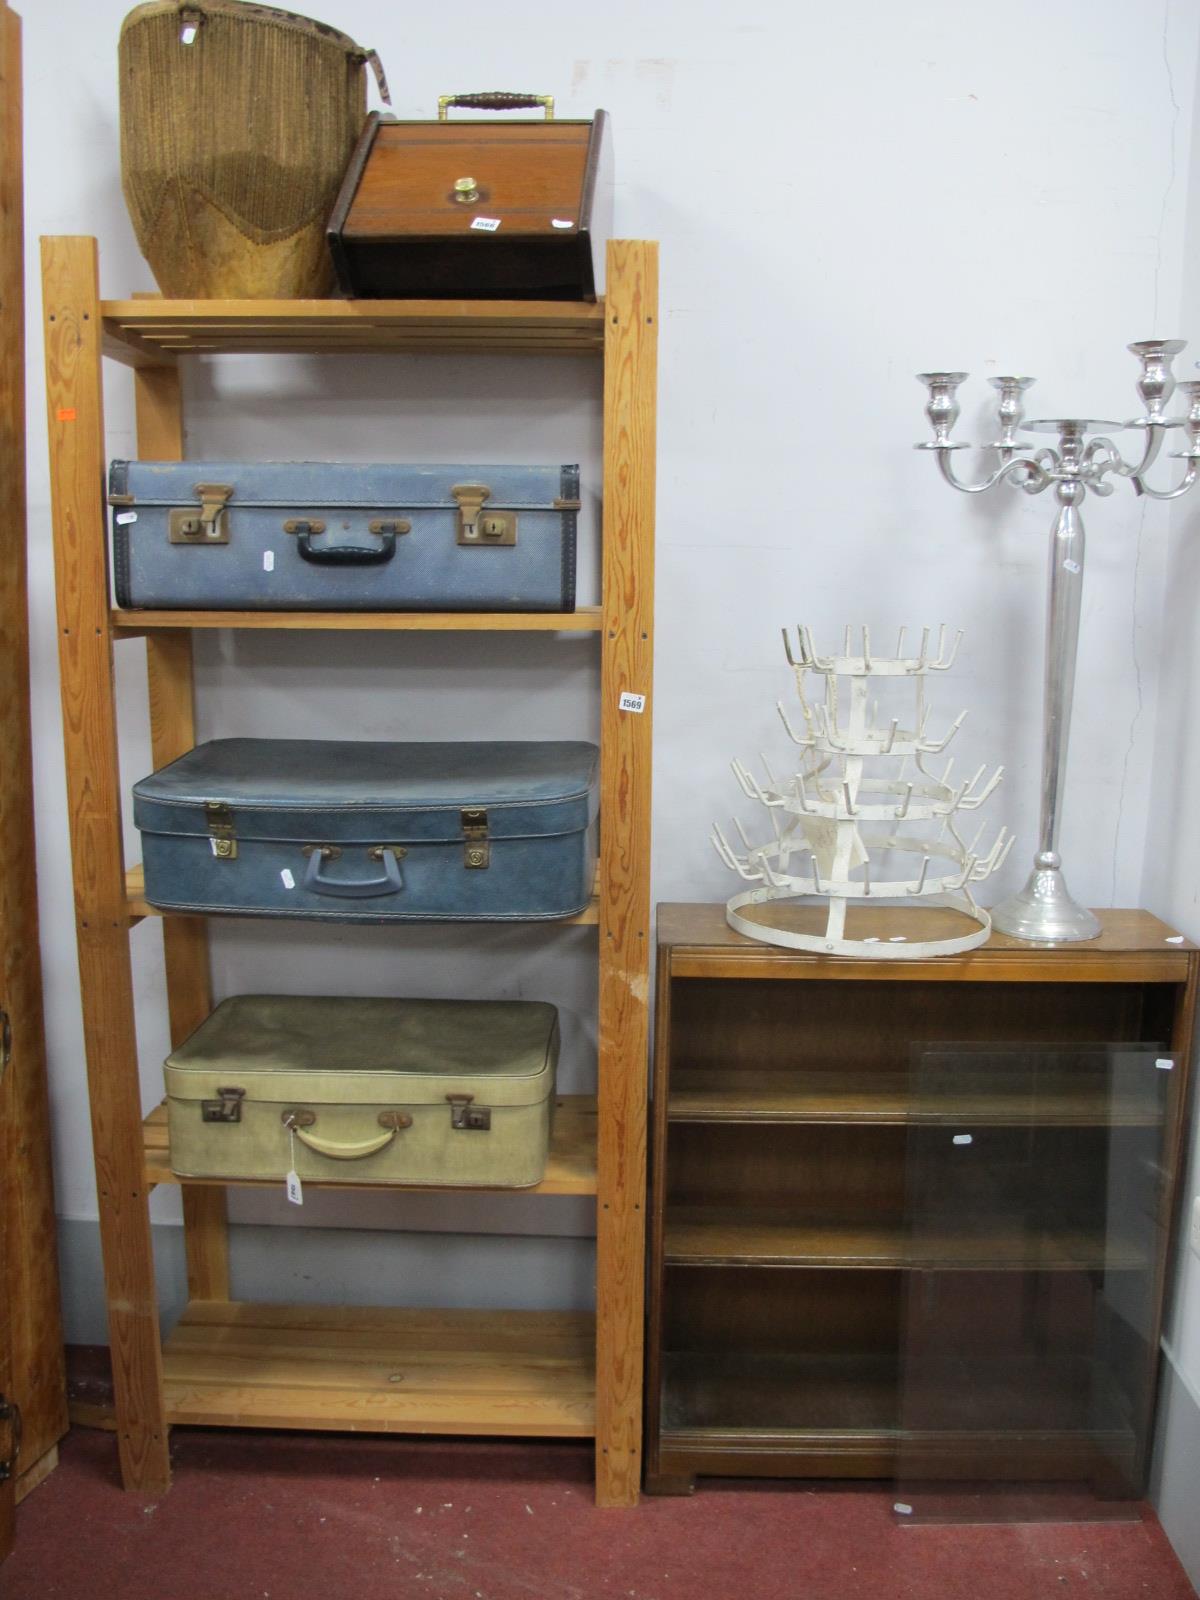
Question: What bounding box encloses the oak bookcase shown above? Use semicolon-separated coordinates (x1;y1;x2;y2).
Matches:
645;902;1198;1496
41;237;656;1507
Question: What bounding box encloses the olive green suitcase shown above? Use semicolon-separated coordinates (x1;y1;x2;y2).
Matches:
164;994;559;1187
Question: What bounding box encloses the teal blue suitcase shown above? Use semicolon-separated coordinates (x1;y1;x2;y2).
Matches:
110;461;580;611
133;738;598;923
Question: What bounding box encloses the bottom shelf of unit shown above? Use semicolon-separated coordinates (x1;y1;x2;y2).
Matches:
656;1351;1137;1480
162;1300;596;1438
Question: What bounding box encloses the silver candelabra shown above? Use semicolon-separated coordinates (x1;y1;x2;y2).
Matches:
916;341;1200;942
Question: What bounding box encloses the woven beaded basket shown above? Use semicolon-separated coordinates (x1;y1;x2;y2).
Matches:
118;0;385;297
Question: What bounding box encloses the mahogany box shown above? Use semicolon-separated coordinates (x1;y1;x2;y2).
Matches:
327;102;612;301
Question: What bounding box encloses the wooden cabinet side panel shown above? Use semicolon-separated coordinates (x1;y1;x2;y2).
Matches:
595;240;657;1507
0;1;67;1481
643;954;672;1484
41;235;170;1494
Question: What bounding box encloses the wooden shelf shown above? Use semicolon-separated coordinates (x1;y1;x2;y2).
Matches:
656;1352;1134;1481
663;1207;1148;1271
162;1300;595;1436
668;1067;1164;1127
657;903;1196;983
101;297;607;366
143;1096;598;1195
125;862;601;927
661;1350;1129;1436
112;607;603;636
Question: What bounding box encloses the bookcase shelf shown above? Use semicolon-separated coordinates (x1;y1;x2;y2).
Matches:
645;902;1197;1496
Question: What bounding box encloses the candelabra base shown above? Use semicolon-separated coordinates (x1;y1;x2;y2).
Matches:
990;862;1101;943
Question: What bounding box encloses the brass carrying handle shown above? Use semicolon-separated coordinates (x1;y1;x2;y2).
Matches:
438;93;554;121
282;1109;411;1161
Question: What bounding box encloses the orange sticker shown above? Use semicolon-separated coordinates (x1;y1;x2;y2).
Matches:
56;407;77;422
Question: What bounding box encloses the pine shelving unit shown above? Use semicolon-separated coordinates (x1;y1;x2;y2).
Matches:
41;236;656;1507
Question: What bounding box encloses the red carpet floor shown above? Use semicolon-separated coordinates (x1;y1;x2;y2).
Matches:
4;1427;1196;1600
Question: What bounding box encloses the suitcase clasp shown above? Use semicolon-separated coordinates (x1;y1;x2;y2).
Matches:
201;1086;246;1123
205;801;238;860
447;1093;491;1131
461;807;490;869
451;483;516;546
170;483;233;545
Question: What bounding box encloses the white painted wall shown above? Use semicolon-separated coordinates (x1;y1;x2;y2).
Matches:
21;0;1200;1424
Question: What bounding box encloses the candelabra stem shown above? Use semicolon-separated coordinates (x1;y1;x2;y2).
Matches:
991;481;1101;942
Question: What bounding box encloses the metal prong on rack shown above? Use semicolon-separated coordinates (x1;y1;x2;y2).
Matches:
777;700;814;748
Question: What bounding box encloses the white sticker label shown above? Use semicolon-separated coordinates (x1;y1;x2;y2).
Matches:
263;550;275;572
1157;1058;1174;1070
1166;934;1185;944
952;1133;973;1146
551;218;575;230
286;1168;303;1205
180;22;198;43
280;867;296;890
618;691;646;714
115;510;138;525
894;1503;913;1516
470;216;502;232
1063;558;1081;573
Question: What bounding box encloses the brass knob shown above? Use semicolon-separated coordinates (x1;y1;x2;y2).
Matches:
453;177;480;204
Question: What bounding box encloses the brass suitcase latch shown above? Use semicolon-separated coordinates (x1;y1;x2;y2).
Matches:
447;1093;491;1131
201;1086;246;1123
205;801;238;860
170;483;233;544
451;482;516;546
461;807;489;869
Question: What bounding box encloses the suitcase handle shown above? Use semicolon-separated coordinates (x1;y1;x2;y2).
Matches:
283;1110;412;1161
302;844;407;898
438;93;554;121
297;529;397;566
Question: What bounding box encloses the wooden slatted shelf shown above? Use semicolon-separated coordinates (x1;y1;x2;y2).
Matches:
124;862;601;926
101;298;607;366
668;1067;1165;1127
143;1095;598;1195
161;1301;595;1436
662;1207;1148;1271
112;606;603;636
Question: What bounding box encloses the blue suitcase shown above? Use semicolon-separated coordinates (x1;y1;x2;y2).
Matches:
133;738;598;923
109;461;579;612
